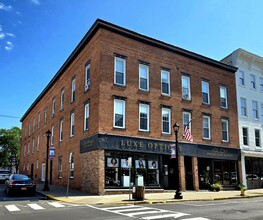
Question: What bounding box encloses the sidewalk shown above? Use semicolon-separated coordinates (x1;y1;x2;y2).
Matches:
36;183;263;205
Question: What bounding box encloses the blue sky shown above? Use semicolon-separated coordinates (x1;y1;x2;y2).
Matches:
1;0;263;129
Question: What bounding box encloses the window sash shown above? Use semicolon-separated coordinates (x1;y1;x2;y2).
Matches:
139;64;149;91
243;127;248;145
203;116;210;139
239;71;245;86
85;64;90;90
220;86;228;108
84;103;89;130
252;101;258;119
183;112;191;132
60;120;63;142
221;119;229;142
60;89;64;111
240;98;247;116
161;70;170;95
114;58;126;86
139;104;149;131
70;112;75;137
255;129;260;147
202;81;210;104
250;75;256;89
71;78;76;102
162;108;171;134
182;76;191;100
114;100;125;128
52;99;55;117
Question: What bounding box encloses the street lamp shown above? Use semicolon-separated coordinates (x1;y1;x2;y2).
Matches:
43;130;51;191
173;122;183;199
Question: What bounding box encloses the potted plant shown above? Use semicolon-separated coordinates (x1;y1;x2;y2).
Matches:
211;183;222;192
238;183;246;196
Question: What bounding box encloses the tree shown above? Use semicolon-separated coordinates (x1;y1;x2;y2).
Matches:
0;127;21;172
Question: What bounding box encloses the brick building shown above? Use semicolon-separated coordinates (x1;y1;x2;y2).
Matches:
20;19;240;195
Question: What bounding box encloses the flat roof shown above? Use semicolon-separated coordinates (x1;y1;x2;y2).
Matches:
21;19;237;122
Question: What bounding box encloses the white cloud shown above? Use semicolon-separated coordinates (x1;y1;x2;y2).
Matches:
0;32;5;39
0;2;13;11
6;33;15;37
31;0;40;5
5;41;14;51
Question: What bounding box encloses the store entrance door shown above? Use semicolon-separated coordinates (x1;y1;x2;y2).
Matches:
213;160;237;186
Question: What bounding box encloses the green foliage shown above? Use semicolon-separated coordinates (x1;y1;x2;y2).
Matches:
0;127;21;170
210;183;222;191
238;183;246;190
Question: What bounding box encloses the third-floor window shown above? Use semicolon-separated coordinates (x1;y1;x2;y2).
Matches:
220;86;228;109
161;70;170;96
114;57;126;86
202;80;210;105
139;64;149;91
182;75;191;100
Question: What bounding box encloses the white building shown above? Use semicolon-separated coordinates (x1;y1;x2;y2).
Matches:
222;49;263;188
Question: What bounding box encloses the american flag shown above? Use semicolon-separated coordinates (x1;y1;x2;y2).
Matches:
184;126;193;142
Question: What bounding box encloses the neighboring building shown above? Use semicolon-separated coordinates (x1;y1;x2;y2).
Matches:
20;19;239;195
222;49;263;189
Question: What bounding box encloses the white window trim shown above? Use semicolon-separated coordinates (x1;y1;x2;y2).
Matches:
182;75;191;100
113;99;126;129
239;70;245;86
240;97;247;117
71;78;76;102
60;89;64;111
37;134;40;151
255;129;261;147
114;57;126;86
51;125;54;145
85;63;90;91
220;86;228;109
162;108;171;134
70;112;75;137
203;115;211;140
161;70;170;96
250;74;256;90
252;100;259;120
221;119;229;142
139;103;150;132
183;111;192;132
59;119;63;142
139;64;149;91
202;81;210;105
84;103;90;131
242;127;249;146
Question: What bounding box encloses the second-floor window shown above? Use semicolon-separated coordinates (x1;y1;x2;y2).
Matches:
114;99;125;129
220;86;228;109
182;75;191;100
161;70;170;95
242;127;248;146
239;70;245;86
139;64;149;91
114;57;126;86
250;74;256;89
51;125;54;145
240;97;247;117
52;98;55;117
60;89;64;111
70;111;75;137
44;108;47;124
139;103;149;132
255;129;261;147
84;103;90;131
203;115;210;140
37;134;40;151
221;119;229;142
71;77;76;102
59;119;63;142
37;112;40;129
162;108;171;134
252;101;258;119
85;63;90;91
202;80;210;104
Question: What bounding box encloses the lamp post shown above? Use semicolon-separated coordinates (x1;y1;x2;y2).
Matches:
173;122;183;199
43;130;51;191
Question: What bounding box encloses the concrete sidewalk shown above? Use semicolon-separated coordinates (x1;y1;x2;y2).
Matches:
36;183;263;205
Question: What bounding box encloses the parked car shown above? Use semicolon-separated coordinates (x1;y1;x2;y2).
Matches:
0;170;11;183
5;174;36;196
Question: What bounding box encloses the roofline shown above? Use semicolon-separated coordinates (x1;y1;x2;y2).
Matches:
21;19;237;122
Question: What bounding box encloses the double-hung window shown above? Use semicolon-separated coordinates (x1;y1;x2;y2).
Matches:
182;75;191;100
85;63;90;91
71;77;76;102
59;119;63;142
51;125;54;145
37;134;40;151
139;64;149;91
220;86;228;109
44;108;47;124
69;153;74;178
161;70;170;95
255;129;261;147
183;111;192;133
84;103;90;131
32;138;35;153
114;57;126;86
221;119;229;142
203;115;211;140
240;97;247;117
114;99;125;128
250;74;256;89
252;100;259;119
52;98;55;118
243;127;248;146
58;157;62;179
162;108;171;134
37;112;40;129
202;80;210;104
60;89;64;111
70;111;75;137
139;103;149;131
239;71;245;86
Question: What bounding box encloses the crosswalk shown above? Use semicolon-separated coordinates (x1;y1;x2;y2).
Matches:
2;201;81;213
88;204;210;220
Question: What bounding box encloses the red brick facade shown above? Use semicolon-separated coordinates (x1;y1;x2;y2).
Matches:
20;19;240;195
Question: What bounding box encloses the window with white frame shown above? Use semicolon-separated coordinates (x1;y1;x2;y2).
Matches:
242;127;248;146
161;70;170;96
202;80;210;104
52;98;55;117
240;97;247;117
58;156;62;178
114;57;126;86
59;119;63;142
221;119;229;142
162;108;171;134
260;77;263;92
85;63;90;91
255;129;261;147
70;153;74;178
252;100;259;119
60;89;64;111
44;108;47;124
70;111;75;137
239;70;245;86
37;134;40;151
84;103;90;131
203;115;211;140
27;142;30;155
33;118;35;133
36;160;38;169
139;103;149;131
183;111;192;133
32;138;35;153
139;64;149;91
250;74;256;89
182;75;191;100
220;86;228;109
51;125;54;145
71;77;76;102
114;99;125;128
38;112;40;129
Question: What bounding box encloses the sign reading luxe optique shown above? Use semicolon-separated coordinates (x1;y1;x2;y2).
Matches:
80;134;173;154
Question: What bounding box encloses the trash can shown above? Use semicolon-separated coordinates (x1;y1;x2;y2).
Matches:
132;186;145;200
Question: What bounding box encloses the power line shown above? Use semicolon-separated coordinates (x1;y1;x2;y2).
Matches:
0;114;21;119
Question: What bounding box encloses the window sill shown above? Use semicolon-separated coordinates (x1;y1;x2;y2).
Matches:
114;84;126;88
